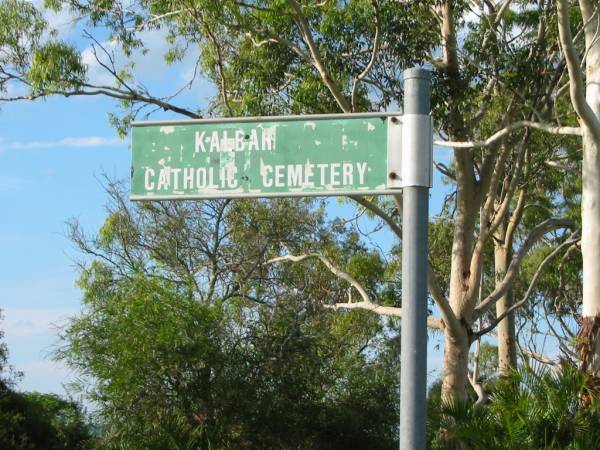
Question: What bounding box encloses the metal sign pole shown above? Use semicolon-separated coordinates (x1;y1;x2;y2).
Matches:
399;68;432;450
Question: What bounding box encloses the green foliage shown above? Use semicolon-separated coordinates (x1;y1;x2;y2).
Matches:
0;0;88;98
59;186;400;449
0;388;94;450
26;42;86;92
429;364;600;449
470;342;499;383
0;0;47;77
60;275;398;449
0;0;589;445
0;312;93;449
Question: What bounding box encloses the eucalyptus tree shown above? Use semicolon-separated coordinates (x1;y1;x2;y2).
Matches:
554;0;600;375
0;0;584;402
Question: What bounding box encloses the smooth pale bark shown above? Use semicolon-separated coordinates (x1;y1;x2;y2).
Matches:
441;329;470;399
558;0;600;375
439;0;478;400
580;27;600;373
443;175;478;399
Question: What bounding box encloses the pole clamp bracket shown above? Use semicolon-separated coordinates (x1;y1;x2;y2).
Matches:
401;114;432;188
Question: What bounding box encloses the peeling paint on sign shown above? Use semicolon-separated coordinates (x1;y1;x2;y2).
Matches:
131;115;400;199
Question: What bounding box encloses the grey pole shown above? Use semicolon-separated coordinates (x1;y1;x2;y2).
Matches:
400;68;432;450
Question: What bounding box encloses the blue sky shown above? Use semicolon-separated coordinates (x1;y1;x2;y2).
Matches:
0;94;130;392
0;6;452;398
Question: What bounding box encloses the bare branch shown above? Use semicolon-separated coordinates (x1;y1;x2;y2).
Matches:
348;196;401;238
474;217;576;318
347;195;462;335
127;9;183;31
486;136;528;238
185;5;233;116
519;347;561;367
475;231;581;338
468;375;489;407
435;121;582;149
428;265;463;337
469;335;489;407
286;0;351;112
244;28;311;62
324;301;444;330
1;84;201;118
265;252;443;329
504;188;526;249
434;161;456;180
267;252;372;300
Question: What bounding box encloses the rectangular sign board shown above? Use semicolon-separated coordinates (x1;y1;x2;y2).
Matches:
131;113;402;200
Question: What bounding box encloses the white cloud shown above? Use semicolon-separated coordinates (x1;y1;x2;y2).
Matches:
2;307;76;338
3;136;122;151
45;8;78;39
80;39;122;86
26;0;78;39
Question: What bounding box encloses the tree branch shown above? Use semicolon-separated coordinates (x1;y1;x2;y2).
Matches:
265;252;443;329
348;196;401;238
468;336;489;407
347;195;462;335
556;0;600;143
350;0;380;112
184;5;233;116
434;121;582;149
475;231;581;338
474;217;576;318
286;0;351;112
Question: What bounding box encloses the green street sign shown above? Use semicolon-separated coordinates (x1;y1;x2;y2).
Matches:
131;113;403;200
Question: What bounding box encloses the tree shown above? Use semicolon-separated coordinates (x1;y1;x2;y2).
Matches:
0;313;93;450
555;0;600;376
0;388;94;449
57;184;400;449
0;0;585;403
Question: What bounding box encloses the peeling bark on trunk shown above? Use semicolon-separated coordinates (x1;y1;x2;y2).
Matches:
578;316;600;374
495;239;517;377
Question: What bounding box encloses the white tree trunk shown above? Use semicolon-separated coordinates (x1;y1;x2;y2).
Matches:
577;1;600;375
556;0;600;375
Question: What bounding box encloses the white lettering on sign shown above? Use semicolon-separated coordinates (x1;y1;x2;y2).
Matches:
195;126;276;153
183;167;194;188
356;162;367;185
143;160;370;193
288;164;303;186
144;168;155;190
258;161;369;189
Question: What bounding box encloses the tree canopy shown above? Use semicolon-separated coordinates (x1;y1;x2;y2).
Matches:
1;0;599;445
57;185;401;449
